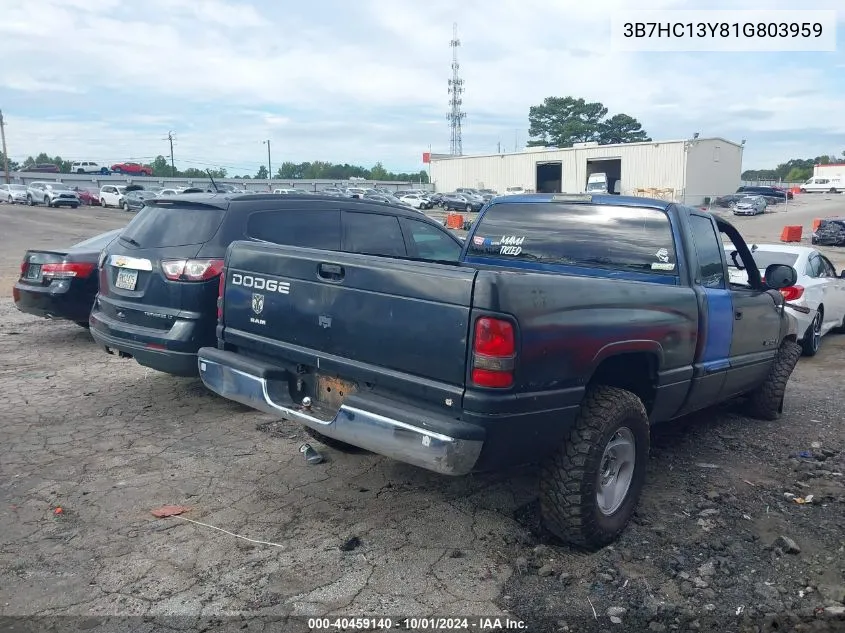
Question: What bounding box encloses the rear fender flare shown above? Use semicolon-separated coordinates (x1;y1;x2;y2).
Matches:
589;340;664;376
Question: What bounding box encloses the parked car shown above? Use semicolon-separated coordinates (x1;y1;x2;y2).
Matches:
273;188;309;195
100;184;143;208
1;183;28;203
399;193;432;210
731;195;767;216
736;185;790;201
89;194;464;377
442;193;483;212
71;161;110;175
26;163;61;173
122;189;156;211
13;229;122;328
155;188;184;196
364;193;405;205
198;193;802;550
319;187;351;197
726;243;845;356
812;218;845;246
73;187;101;206
503;186;527;196
110;162;153;176
26;182;80;208
712;193;747;208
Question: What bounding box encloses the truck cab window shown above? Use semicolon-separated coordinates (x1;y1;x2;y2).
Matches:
400;219;462;261
342;211;407;257
688;215;725;289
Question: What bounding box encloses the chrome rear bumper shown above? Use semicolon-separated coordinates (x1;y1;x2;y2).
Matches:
197;349;484;476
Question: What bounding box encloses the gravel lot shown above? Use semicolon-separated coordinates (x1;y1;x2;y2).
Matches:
1;197;844;632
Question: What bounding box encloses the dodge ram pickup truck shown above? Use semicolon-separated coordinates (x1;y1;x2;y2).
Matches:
198;193;803;549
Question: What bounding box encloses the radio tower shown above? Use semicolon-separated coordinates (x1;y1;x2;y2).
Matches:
447;23;466;155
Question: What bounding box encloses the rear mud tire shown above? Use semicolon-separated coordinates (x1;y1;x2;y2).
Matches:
539;385;650;550
302;426;370;454
744;340;802;421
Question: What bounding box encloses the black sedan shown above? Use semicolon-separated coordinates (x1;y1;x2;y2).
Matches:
442;193;483;212
13;229;122;328
122;189;156;211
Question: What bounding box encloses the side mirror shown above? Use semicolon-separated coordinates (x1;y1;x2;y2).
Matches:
764;264;797;290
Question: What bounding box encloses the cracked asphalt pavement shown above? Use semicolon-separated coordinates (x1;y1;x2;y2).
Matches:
1;200;844;632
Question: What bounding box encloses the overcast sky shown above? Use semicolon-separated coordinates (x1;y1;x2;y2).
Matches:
1;0;843;174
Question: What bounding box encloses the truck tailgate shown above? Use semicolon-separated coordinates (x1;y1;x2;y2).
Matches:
223;241;478;386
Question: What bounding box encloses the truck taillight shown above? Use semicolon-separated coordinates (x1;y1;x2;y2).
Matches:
161;258;225;281
780;285;804;302
217;272;225;320
41;262;96;279
471;317;516;388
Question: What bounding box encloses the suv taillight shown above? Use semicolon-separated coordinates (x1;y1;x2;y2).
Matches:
471;317;516;388
217;272;225;320
161;258;225;281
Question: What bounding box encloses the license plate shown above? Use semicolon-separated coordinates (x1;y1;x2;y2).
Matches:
115;268;138;290
25;264;41;280
315;375;357;411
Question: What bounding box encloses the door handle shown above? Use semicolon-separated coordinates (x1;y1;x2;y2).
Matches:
318;262;345;281
735;310;743;320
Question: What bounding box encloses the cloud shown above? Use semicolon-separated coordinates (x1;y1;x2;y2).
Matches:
0;0;843;173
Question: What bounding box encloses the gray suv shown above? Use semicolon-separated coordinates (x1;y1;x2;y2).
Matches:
26;181;81;208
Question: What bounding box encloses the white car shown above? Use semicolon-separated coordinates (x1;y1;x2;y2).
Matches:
100;184;143;207
26;181;80;207
399;194;429;209
503;186;527;196
725;243;845;356
273;188;307;195
800;176;842;194
1;183;28;203
731;195;767;216
71;161;108;175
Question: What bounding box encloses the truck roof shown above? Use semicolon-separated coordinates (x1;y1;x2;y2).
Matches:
491;193;673;211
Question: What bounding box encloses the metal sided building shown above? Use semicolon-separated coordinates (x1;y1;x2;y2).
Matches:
430;137;743;205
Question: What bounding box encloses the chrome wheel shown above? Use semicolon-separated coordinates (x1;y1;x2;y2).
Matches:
596;427;636;516
810;313;822;352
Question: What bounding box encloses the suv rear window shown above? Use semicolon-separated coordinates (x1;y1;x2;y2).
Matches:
119;203;226;248
467;202;678;275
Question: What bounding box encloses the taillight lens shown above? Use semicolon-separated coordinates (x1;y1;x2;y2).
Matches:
20;258;27;276
161;258;225;281
41;262;96;279
780;285;804;302
471;317;516;388
217;272;225;320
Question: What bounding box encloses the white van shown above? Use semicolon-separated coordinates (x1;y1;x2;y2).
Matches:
800;177;842;193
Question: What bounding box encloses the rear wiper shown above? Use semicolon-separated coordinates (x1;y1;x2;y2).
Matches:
119;235;141;247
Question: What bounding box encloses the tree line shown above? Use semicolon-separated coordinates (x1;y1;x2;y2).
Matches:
0;152;429;183
526;96;652;147
740;152;845;182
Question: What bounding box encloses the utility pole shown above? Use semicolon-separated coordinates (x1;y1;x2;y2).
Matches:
263;140;272;189
167;131;176;177
0;110;10;184
497;141;501;154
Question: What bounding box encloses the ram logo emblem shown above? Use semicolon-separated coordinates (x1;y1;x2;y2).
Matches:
251;293;265;315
